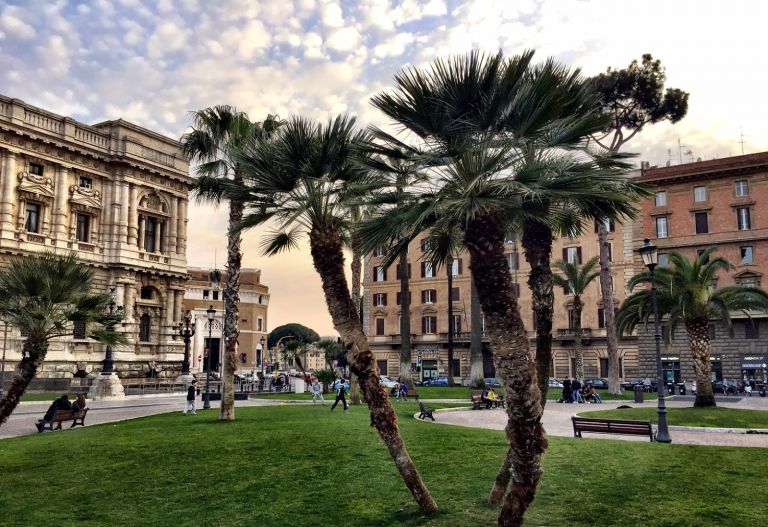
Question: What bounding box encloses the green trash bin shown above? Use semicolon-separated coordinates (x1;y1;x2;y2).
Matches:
633;385;644;403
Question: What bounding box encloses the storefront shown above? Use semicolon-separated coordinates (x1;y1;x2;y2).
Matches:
741;355;767;386
416;348;440;381
660;356;681;383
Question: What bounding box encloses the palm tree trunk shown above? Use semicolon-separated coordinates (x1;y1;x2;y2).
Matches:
687;319;716;407
470;276;484;388
220;195;242;421
0;340;47;427
350;239;363;405
399;249;414;388
597;223;622;395
522;220;554;408
447;256;455;387
309;225;437;512
464;211;546;527
573;297;584;381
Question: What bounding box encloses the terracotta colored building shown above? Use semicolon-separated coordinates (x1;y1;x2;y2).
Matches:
636;152;768;386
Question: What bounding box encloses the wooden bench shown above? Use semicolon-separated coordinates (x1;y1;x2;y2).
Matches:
471;390;504;410
36;408;89;432
418;402;434;421
571;416;654;442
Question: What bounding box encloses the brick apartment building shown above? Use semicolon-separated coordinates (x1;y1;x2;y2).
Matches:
636;152;768;386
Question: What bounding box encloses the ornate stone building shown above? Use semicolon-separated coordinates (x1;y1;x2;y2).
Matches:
0;95;193;384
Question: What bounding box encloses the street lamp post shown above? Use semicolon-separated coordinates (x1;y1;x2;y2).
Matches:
177;310;195;376
101;288;123;375
259;336;266;378
638;238;672;443
203;305;216;410
274;334;294;372
0;320;8;399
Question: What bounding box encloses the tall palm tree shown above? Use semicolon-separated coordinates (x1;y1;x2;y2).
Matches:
223;115;437;512
181;107;281;421
0;252;124;426
469;276;484;387
552;257;601;380
616;247;768;407
365;50;640;526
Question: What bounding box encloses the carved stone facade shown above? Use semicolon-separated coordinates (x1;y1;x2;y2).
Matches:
0;95;193;381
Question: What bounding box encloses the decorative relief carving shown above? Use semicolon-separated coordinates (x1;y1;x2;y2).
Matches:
69;183;102;210
16;170;54;199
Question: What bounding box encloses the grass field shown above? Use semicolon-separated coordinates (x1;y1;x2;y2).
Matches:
1;403;766;527
579;406;768;429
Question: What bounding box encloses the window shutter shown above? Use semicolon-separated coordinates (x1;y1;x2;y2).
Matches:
383;268;387;281
594;220;599;233
562;248;567;261
408;263;411;277
373;267;378;282
421;262;425;278
576;247;582;264
422;317;427;334
610;220;615;232
515;252;520;270
607;243;613;262
421;290;426;303
396;264;401;279
396;292;401;305
432;289;437;302
383;293;387;306
458;259;463;275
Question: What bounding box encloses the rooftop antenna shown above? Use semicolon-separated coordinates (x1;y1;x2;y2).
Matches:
738;127;746;155
677;137;686;165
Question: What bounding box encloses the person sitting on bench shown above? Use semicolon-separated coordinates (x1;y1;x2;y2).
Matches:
584;385;602;403
71;393;87;413
36;395;72;432
480;388;494;409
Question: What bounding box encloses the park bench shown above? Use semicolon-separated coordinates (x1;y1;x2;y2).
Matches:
471;390;504;410
571;416;654;442
36;408;89;432
418;402;435;421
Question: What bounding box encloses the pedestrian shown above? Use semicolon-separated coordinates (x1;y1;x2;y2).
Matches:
183;380;198;415
331;379;348;413
562;378;572;403
36;394;71;432
398;382;409;402
571;378;582;403
310;377;325;405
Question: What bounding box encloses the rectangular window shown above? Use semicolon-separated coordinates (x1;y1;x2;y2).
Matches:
607;242;613;262
735;180;749;197
256;317;263;332
740;246;753;264
564;246;581;264
656;216;668;238
658;253;669;268
373;293;387;307
450;287;461;302
421;261;434;278
693;186;707;202
745;320;759;339
29;162;44;176
212;291;219;301
25;202;41;233
144;217;158;252
451;315;462;334
599;357;624;378
694;212;708;234
422;289;437;304
506;252;519;271
373;266;386;282
567;308;574;329
420;238;433;253
422;316;437;334
203;289;209;299
655;191;667;207
73;321;86;340
377;359;388;376
79;176;92;189
738;207;751;230
598;308;605;329
375;317;385;336
373;247;385;257
76;213;90;242
451;359;461;377
595;218;616;232
450;258;462;276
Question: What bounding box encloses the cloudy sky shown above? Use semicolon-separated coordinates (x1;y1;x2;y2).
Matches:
1;0;766;335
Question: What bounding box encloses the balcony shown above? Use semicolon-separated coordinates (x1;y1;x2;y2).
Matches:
555;328;593;341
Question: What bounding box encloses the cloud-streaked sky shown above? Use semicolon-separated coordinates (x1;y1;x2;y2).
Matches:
2;0;767;336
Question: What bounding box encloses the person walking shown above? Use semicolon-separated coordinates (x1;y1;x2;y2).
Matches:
183;380;198;415
310;377;325;405
571;378;582;403
331;379;348;413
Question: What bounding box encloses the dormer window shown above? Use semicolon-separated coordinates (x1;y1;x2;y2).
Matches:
140;287;154;300
29;163;44;176
79;176;92;189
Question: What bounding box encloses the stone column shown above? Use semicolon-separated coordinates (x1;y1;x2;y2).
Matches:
167;197;178;254
111;180;121;245
165;288;176;327
1;151;17;235
137;215;145;250
99;179;111;245
158;220;164;254
176;199;187;255
119;181;129;244
124;281;136;324
174;289;184;323
127;184;138;245
52;166;69;239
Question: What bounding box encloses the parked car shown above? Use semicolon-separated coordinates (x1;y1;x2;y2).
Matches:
548;378;563;388
422;376;449;386
484;377;502;387
712;379;742;395
379;375;399;389
584;378;608;390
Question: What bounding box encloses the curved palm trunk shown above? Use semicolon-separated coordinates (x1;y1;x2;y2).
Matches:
573;297;584;381
447;256;455;387
399;249;414;388
597;223;622;395
522;220;554;408
687;318;716;407
350;238;363;405
309;226;437;512
469;276;484;388
0;340;47;427
465;211;546;527
220;195;242;421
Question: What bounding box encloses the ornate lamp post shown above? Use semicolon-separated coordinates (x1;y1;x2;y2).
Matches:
203;305;216;409
638;238;672;443
101;288;124;375
259;336;266;377
177;310;195;377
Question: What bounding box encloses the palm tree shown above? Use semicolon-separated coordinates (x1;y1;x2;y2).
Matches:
181;106;281;421
0;252;125;426
469;276;484;387
616;247;768;407
552;257;601;380
222;115;437;512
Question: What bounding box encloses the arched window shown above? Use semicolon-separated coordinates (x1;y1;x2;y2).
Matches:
139;314;151;342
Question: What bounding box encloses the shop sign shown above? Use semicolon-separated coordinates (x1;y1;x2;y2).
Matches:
741;356;766;368
660;356;679;361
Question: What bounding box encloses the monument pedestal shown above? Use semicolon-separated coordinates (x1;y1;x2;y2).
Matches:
89;373;126;400
175;373;195;386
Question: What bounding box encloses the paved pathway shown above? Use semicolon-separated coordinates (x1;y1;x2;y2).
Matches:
427;396;768;447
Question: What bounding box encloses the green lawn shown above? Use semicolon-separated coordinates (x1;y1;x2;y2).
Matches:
579;406;768;429
1;404;766;527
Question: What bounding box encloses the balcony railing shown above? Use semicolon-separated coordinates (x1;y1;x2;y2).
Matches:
555;328;592;339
